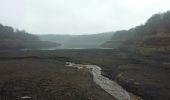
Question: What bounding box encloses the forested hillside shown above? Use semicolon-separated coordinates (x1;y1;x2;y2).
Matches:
0;24;60;49
102;10;170;51
102;10;170;100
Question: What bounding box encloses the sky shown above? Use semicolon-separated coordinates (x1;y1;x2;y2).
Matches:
0;0;170;35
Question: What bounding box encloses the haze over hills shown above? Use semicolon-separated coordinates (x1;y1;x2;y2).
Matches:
40;9;170;50
39;32;114;49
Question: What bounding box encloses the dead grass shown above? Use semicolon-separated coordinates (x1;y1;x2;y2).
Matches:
0;58;115;100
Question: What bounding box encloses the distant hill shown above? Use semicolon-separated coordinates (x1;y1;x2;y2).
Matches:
0;24;60;50
102;10;170;52
39;34;72;44
39;32;114;49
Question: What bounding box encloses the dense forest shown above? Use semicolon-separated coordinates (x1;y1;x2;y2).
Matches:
102;10;170;51
0;24;60;49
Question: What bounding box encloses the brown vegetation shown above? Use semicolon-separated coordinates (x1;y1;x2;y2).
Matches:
0;58;115;100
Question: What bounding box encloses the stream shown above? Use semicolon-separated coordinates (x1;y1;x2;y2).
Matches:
65;62;131;100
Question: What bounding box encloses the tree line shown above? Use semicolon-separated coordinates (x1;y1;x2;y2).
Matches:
0;24;60;49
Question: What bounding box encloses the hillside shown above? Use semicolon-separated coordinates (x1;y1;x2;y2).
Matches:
39;34;72;44
101;10;170;100
102;10;170;51
0;24;60;49
39;32;114;49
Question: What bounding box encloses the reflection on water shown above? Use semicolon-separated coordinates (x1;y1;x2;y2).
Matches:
39;47;114;50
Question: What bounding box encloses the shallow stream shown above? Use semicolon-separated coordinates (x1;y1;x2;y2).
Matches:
65;62;131;100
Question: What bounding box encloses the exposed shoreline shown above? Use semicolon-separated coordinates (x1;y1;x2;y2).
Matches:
0;49;169;99
65;62;142;100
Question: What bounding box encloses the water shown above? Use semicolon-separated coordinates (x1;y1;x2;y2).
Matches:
65;62;131;100
39;47;114;50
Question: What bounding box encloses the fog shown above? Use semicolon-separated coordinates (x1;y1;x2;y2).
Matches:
0;0;170;35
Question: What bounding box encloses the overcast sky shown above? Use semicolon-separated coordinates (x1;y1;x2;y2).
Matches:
0;0;170;35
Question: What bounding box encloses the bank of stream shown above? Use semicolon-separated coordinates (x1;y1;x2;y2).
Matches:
65;62;142;100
